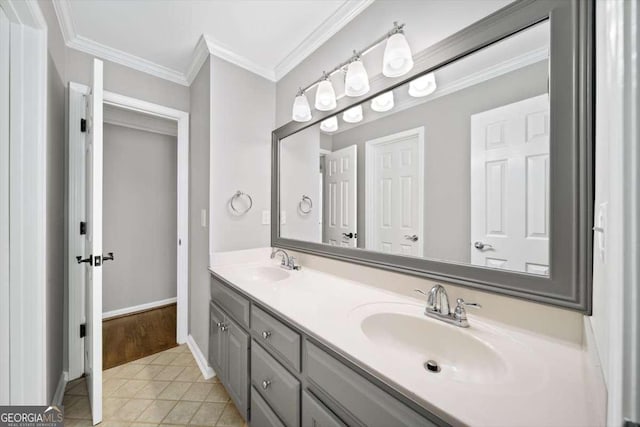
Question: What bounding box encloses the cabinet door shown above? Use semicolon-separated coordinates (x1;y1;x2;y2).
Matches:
209;302;226;382
302;391;345;427
226;318;250;419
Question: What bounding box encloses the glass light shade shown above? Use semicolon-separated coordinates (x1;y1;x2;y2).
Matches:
382;33;414;77
408;72;437;97
342;105;363;123
292;93;312;122
345;59;370;97
314;79;337;111
370;91;394;112
320;116;338;132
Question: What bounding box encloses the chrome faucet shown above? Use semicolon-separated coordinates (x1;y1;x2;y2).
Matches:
414;285;481;328
270;248;301;271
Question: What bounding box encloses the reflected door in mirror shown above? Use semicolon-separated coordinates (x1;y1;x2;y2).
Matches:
324;145;357;247
470;94;549;275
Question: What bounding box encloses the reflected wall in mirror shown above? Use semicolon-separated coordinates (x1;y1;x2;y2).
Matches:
279;20;550;276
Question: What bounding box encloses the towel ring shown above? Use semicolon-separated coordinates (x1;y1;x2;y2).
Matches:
230;191;252;215
299;195;313;214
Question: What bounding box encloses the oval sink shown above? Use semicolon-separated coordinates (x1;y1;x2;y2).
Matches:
360;311;508;384
236;266;290;283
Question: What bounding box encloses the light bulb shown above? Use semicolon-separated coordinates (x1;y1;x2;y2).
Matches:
320;116;338;132
408;72;437;97
383;32;414;78
315;79;336;111
345;58;370;97
342;105;363;123
370;91;394;112
292;92;312;122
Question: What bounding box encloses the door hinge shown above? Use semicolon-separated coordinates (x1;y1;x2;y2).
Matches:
80;221;86;235
79;323;86;338
80;118;87;133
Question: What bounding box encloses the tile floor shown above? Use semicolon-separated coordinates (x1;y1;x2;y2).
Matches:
63;344;246;427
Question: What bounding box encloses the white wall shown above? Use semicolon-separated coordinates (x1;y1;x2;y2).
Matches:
209;55;275;256
280;124;321;243
591;1;640;425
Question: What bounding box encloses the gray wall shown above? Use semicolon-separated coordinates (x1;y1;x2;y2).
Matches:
188;57;211;358
209;56;275;254
275;0;511;127
103;123;177;312
331;61;547;263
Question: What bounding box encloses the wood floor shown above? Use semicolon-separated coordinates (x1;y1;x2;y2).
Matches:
103;303;178;369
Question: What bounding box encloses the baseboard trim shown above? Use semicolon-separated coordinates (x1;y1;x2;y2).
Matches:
187;334;215;380
102;297;177;320
52;371;68;406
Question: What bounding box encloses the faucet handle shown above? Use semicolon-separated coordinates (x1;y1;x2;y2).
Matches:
453;298;481;325
456;298;481;309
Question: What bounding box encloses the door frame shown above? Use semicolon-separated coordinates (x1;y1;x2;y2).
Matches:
67;82;190;378
364;127;425;256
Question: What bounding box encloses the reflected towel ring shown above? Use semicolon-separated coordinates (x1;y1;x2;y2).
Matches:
299;195;313;214
230;190;253;215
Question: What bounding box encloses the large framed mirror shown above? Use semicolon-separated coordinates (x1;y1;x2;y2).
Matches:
272;0;593;312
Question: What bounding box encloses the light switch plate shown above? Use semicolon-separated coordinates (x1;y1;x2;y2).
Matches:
596;202;607;262
201;209;207;228
262;210;270;225
280;210;286;225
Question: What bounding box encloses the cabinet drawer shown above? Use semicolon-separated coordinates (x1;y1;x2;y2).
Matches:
302;391;345;427
251;386;286;427
251;306;301;371
252;342;300;427
305;342;439;427
210;276;250;328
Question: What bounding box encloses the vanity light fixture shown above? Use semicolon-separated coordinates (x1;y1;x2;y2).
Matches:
371;91;395;112
320;116;338;132
345;53;370;97
383;25;414;77
343;105;363;123
408;72;437;97
291;22;413;122
292;89;312;122
314;73;337;111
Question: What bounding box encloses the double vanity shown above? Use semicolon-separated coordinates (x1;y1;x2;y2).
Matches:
208;248;602;427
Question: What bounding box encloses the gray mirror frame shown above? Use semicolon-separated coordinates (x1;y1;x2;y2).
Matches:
271;0;594;313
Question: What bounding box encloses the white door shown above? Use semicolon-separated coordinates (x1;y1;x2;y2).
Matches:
365;128;424;257
470;94;550;275
84;58;103;424
324;145;357;247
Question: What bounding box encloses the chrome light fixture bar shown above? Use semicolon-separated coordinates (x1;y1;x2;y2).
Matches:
291;22;412;122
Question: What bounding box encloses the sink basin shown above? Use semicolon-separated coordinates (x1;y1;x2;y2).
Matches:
359;309;508;384
235;266;290;283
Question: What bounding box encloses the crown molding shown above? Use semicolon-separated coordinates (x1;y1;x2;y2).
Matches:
1;0;46;29
51;0;373;86
274;0;374;81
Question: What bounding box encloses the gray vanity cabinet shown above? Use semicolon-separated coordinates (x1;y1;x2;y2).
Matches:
302;391;345;427
208;302;226;382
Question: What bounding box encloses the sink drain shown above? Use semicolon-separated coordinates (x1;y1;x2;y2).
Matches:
424;360;441;373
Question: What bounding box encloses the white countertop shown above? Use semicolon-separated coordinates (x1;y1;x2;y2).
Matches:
209;249;604;427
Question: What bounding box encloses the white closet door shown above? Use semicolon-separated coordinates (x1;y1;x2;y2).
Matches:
470;94;550;275
85;58;104;425
324;145;358;247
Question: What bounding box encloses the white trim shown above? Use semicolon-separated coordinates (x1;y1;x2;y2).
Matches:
334;47;549;135
102;297;178;320
0;0;46;29
365;127;425;257
187;335;215;380
274;0;373;80
50;0;372;85
51;372;68;407
7;10;48;404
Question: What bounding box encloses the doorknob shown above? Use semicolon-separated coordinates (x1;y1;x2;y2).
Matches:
102;252;114;262
76;255;93;265
342;232;355;239
474;241;493;250
404;234;419;242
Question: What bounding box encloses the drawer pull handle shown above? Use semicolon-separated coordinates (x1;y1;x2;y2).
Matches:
216;322;223;328
261;379;271;390
261;331;272;339
218;323;228;332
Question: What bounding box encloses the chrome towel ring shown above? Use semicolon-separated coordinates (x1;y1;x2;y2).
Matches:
299;195;313;214
230;190;252;215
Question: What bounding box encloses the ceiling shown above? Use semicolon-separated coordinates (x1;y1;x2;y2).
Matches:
52;0;373;85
